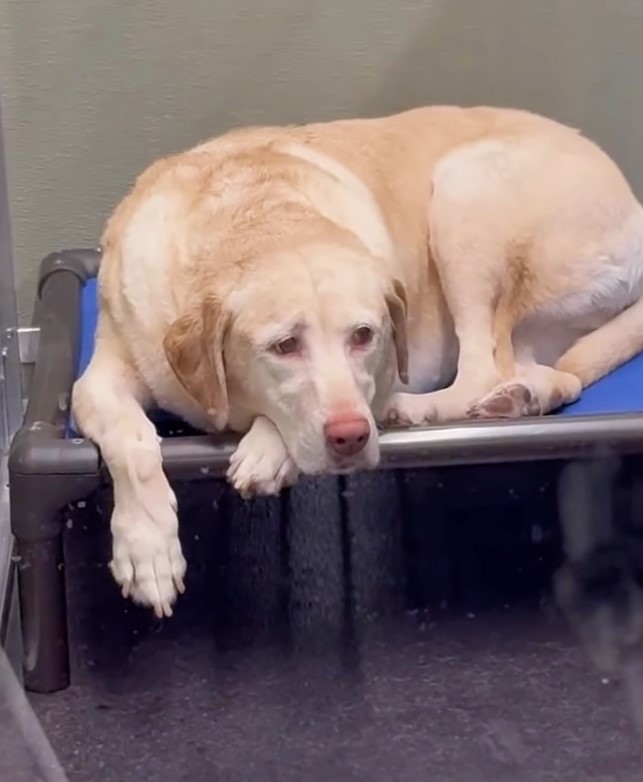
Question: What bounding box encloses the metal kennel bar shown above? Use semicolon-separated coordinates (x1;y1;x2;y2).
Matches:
0;88;24;666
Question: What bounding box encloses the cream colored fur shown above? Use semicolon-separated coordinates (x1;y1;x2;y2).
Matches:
72;105;643;616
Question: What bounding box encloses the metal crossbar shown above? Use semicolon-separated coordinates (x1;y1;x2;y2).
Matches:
0;89;23;625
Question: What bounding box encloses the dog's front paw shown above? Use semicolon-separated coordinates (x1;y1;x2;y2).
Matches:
227;417;298;499
383;392;437;427
110;485;186;618
467;382;542;419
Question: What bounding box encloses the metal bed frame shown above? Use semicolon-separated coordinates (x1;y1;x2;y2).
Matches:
5;248;643;693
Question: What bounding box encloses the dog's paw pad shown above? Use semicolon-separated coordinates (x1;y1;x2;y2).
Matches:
383;393;436;427
110;537;186;618
110;495;186;617
468;382;542;419
227;422;298;499
385;408;403;426
227;454;297;499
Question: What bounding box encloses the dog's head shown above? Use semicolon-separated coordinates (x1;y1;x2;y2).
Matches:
164;243;407;474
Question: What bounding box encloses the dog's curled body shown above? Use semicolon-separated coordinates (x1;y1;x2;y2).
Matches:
72;106;643;615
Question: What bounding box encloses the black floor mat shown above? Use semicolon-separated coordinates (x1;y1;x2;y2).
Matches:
29;465;643;782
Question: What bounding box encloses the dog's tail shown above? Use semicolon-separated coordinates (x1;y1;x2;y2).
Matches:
557;292;643;387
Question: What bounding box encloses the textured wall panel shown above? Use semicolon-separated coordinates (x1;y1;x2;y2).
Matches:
1;0;643;319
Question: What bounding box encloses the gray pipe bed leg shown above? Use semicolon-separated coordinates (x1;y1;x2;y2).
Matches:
9;428;101;692
17;535;70;693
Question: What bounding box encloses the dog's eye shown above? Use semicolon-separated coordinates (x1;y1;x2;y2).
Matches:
271;336;301;356
350;325;374;348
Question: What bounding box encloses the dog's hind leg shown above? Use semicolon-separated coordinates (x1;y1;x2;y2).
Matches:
467;363;582;418
385;146;517;426
469;291;643;419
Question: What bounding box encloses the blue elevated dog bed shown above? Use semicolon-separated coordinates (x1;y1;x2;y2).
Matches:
77;275;643;420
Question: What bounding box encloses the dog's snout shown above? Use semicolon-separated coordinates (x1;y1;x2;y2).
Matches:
324;415;371;458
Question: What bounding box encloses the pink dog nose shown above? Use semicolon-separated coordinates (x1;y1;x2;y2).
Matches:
324;415;371;458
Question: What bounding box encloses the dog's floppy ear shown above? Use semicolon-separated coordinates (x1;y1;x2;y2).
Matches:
163;295;231;430
386;279;409;384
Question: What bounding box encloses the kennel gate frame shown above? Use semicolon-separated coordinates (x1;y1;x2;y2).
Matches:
0;85;26;666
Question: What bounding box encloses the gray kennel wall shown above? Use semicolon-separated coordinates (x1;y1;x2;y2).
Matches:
2;0;643;322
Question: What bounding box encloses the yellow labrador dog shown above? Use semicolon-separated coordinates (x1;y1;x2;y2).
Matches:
72;106;643;616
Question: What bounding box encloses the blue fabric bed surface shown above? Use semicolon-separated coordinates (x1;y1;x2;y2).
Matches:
75;277;643;434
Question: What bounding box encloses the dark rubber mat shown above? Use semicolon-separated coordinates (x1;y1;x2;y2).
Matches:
29;466;643;782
